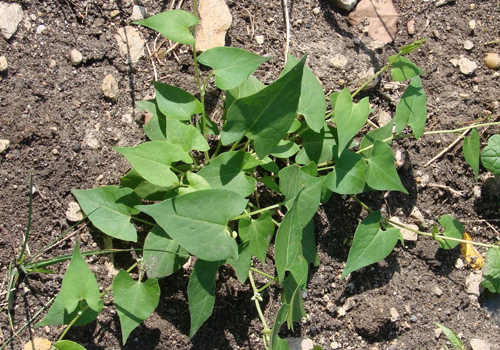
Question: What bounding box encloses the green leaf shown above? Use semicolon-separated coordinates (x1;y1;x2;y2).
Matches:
60;244;100;313
153;81;203;120
341;211;400;279
269;140;300;158
275;192;309;284
325;150;367;194
389;55;425;81
197;47;271;90
482;247;500;293
261;176;281;193
137;189;247;261
221;56;305;159
53;340;87;350
282;54;326;133
72;186;141;242
258;156;280;174
134;10;198;45
434;323;465;350
226;241;252;283
270;304;291;350
438;215;464;250
463;128;480;181
359;121;394;158
115;141;192;187
113;271;160;344
198;151;257;197
301;162;318;177
279;165;323;227
394;76;427;139
188;259;220;338
144;226;190;279
365;141;408;194
37;297;103;327
399;38;427;55
481;135;500;175
225;75;265;110
238;211;275;263
333;88;371;157
121;168;174;201
282;274;307;329
178;171;212;194
166;119;210;152
302;219;319;266
136;99;167;141
295;123;338;165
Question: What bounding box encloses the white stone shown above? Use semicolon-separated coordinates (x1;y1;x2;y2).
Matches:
0;139;10;153
115;26;145;63
465;271;483;301
36;24;46;34
376;110;392;127
470;339;491;350
410;207;425;225
434;286;443;296
435;0;453;6
390;217;418;241
458;58;478;75
102;74;119;101
330;341;340;349
329;54;348;69
312;7;321;15
469;20;476;31
390;307;399;322
195;0;232;52
65;202;83;222
0;2;24;40
450;58;459;67
255;35;265;45
334;0;358;11
0;56;7;72
130;5;148;21
464;40;474;50
70;49;83;66
343;297;356;311
337;306;346;317
434;328;442;339
285;337;315;350
455;258;464;269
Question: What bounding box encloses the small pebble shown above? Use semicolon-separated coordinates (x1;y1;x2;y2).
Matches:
70;49;83;66
434;286;443;297
130;5;148;21
44;326;50;334
72;142;81;152
390;307;399;322
337;307;346;317
0;139;10;153
312;7;320;15
65;202;83;222
330;341;340;349
455;258;465;269
36;24;47;34
464;40;474;50
0;56;8;72
110;9;120;17
101;74;120;101
254;35;264;45
410;315;418;323
407;19;415;35
51;148;58;155
49;59;57;68
458;57;478;75
469;19;476;31
343;297;356;311
434;328;442;339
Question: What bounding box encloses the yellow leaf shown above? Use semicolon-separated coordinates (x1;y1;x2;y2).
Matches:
460;232;484;270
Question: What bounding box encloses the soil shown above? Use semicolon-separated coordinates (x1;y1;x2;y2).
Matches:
1;0;500;349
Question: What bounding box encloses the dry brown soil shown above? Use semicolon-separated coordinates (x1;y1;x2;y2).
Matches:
1;0;500;349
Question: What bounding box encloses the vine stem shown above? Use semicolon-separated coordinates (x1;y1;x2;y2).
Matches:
231;203;281;221
248;271;271;348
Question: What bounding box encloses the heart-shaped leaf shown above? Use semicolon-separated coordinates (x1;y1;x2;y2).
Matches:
481;135;500;175
221;57;306;159
153;81;203;120
389;55;425;81
325;150;367;194
137;189;247;261
482;247;500;294
295;123;338;165
238;211;275;263
166;119;209;152
134;10;198;45
341;211;400;279
113;271;160;344
197;47;271;90
115;141;192;187
72;186;141;241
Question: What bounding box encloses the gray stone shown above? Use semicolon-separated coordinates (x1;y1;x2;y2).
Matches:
0;139;10;153
70;49;83;66
329;54;348;69
0;2;24;39
195;0;232;52
435;0;454;6
0;56;7;72
130;5;148;21
115;26;145;63
343;297;356;311
333;0;358;11
102;74;120;101
376;110;392;127
390;217;418;241
65;202;83;222
465;271;483;301
458;57;478;75
285;337;314;350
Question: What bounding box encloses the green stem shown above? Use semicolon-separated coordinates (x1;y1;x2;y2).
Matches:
132;217;156;226
248;271;271;346
250;267;276;280
351;53;401;99
231;203;281;221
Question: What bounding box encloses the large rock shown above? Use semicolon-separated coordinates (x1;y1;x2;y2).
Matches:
195;0;232;52
115;26;145;63
0;2;24;40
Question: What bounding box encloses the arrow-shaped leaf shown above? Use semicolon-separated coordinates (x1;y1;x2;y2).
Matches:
325;150;367;194
166;119;209;152
481;134;500;175
134;10;198;45
394;76;427;139
153;81;203;120
365;141;408;194
113;271;160;344
238;211;275;263
197;47;271;90
72;186;141;241
137;189;247;261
